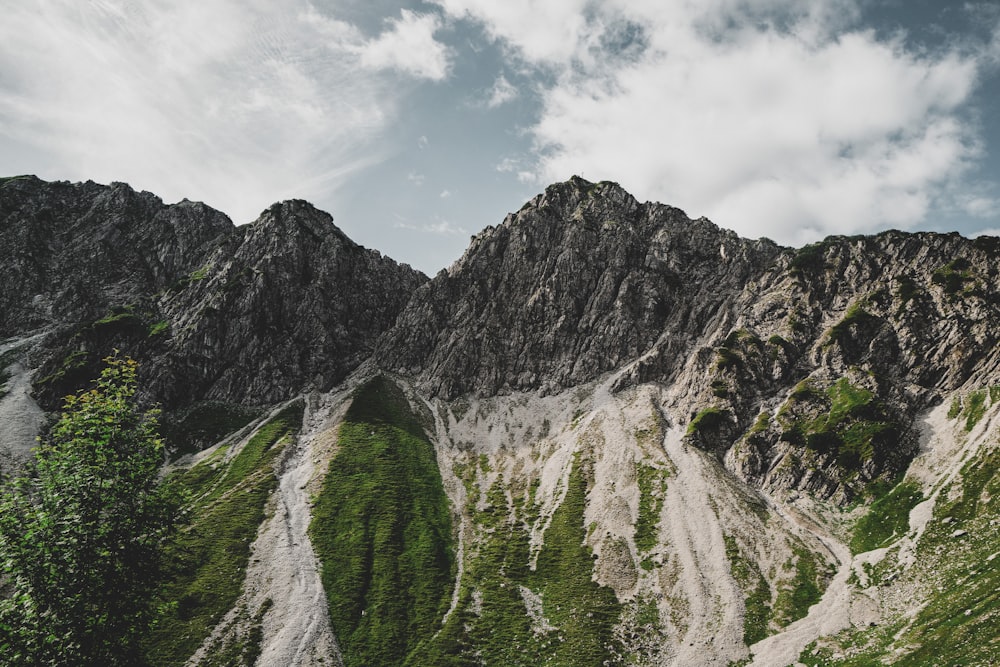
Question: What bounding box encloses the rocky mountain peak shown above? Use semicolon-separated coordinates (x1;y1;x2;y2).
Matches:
249;199;357;249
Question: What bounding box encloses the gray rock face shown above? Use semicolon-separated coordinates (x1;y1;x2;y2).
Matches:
2;177;425;412
376;176;1000;502
5;174;1000;503
0;175;231;336
147;199;426;406
376;176;784;398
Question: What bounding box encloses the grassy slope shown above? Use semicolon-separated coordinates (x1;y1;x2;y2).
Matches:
309;377;455;667
803;445;1000;666
143;402;304;665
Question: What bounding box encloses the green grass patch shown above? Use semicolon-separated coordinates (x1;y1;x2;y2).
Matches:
635;464;668;555
963;389;988;432
711;378;731;398
724;535;772;644
531;453;623;665
947;396;962;419
826;303;879;348
160;402;261;457
849;480;923;554
895;275;919;304
405;480;537;666
715;347;743;371
931;258;974;295
148;320;170;337
789;242;828;276
748;412;771;436
309;377;454;667
780;377;898;474
687;407;729;436
773;546;824;627
143;402;303;665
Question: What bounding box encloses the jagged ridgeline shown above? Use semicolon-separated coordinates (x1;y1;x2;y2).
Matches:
1;174;998;666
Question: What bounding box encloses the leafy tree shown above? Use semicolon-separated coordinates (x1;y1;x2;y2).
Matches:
0;354;180;666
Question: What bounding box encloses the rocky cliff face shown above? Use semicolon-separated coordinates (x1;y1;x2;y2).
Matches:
377;176;1000;504
0;175;231;336
2;175;998;667
0;176;424;445
377;176;784;398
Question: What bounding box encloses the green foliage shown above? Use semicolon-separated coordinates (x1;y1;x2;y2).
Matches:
773;546;824;626
789;242;828;275
779;377;897;473
963;389;988;432
407;480;537;666
947;396;962;420
687;407;729;436
894;275;919;304
849;481;923;554
168;265;212;293
310;377;454;667
826;303;878;348
814;447;999;665
0;355;180;666
716;346;743;371
635;464;668;555
36;348;90;388
931;258;974;295
198;598;273;667
711;378;731;398
724;536;771;644
143;402;302;665
91;308;145;335
147;320;169;337
412;453;626;666
159;402;261;457
748;412;771;436
531;454;624;665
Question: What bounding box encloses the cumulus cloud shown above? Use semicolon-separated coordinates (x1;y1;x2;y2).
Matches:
357;9;451;80
0;0;450;223
438;0;992;244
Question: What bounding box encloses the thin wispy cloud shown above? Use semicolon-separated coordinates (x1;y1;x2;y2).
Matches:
0;0;450;223
394;217;468;236
486;74;518;107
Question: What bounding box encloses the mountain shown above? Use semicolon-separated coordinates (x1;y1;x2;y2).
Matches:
1;174;997;666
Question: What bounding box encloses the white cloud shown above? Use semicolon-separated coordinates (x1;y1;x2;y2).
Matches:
440;189;452;198
358;9;451;80
431;0;592;64
961;195;1000;218
407;171;425;185
418;135;429;149
438;0;991;244
486;74;518;107
0;1;450;224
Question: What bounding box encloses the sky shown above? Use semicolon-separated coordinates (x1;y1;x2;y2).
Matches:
2;1;1000;275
